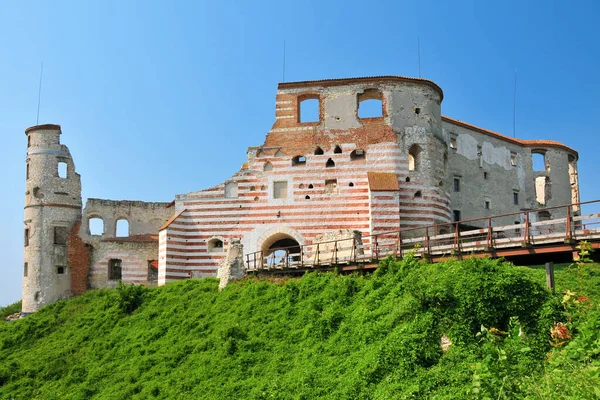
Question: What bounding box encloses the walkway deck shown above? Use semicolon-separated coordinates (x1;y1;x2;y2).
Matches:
245;201;600;274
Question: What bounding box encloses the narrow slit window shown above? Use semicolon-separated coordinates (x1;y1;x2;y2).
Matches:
58;162;67;178
408;144;420;171
24;262;28;277
148;261;158;283
453;178;460;192
513;192;519;205
24;228;29;247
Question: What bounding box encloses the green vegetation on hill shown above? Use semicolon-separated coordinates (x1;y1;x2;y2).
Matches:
1;254;599;399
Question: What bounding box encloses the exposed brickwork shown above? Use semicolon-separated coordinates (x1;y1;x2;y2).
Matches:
68;220;89;296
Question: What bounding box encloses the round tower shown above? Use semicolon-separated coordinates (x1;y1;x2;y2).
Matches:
22;124;82;313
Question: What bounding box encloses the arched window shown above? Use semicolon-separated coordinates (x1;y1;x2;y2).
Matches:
208;238;224;252
333;145;342;154
299;95;320;123
292;156;306;166
326;158;335;168
89;217;104;236
357;89;384;118
116;219;129;237
408;144;421;171
314;146;324;155
414;191;422;198
264;162;273;172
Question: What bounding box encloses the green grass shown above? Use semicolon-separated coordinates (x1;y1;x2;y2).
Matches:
1;256;599;399
0;301;21;319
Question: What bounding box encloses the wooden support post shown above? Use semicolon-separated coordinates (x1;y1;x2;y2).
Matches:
424;227;431;257
334;240;338;265
373;235;379;261
398;230;403;259
485;217;494;251
315;243;320;265
545;262;555;292
260;250;264;269
451;222;461;257
522;212;532;248
564;205;575;244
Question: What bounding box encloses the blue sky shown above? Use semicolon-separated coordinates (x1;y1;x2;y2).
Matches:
1;0;599;306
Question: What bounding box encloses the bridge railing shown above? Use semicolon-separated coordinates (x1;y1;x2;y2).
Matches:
245;200;600;271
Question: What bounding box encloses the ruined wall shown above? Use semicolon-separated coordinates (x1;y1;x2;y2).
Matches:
442;118;578;227
88;239;159;288
81;199;173;288
81;198;173;240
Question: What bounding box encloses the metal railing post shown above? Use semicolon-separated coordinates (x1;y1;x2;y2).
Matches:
523;212;531;247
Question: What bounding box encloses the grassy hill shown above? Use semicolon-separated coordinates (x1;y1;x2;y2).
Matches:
1;254;599;399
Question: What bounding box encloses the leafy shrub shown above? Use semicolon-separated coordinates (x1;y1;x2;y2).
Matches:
0;301;21;319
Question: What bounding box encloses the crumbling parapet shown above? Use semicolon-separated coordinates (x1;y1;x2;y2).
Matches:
313;230;364;261
219;239;245;290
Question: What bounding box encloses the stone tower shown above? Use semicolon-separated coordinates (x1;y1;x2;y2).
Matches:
22;125;82;313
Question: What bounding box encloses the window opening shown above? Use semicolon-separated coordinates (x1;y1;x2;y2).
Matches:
414;107;421;115
358;98;383;118
510;152;517;167
350;149;366;160
405;177;410;182
24;263;28;277
450;137;457;150
326;158;335;168
324;179;338;195
443;152;448;169
88;218;104;236
273;181;288;199
108;259;122;281
260;185;266;191
148;261;158;283
28;136;31;147
408;144;420;171
514;221;521;235
224;181;238;198
308;184;314;189
349;182;354;187
415;191;422;198
54;226;68;245
254;196;259;201
24;228;29;247
264;162;273;172
208;238;224;252
314;146;324;155
250;186;256;191
275;149;284;157
484;171;488;180
299;97;319;123
26;163;30;180
513;192;519;205
116;219;129;237
58;162;67;178
452;210;461;222
532;152;546;171
305;195;310;199
57;266;65;275
292;156;306;166
453;178;460;192
484;200;490;210
333;145;342;154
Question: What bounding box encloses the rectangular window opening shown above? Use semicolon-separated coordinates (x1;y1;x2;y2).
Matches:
273;181;288;199
513;192;519;205
24;228;29;247
324;179;338;195
57;266;65;275
54;226;68;245
24;262;28;277
452;210;461;222
450;136;457;150
484;200;491;210
148;261;158;283
483;171;488;180
109;259;122;281
510;152;517;167
453;178;460;192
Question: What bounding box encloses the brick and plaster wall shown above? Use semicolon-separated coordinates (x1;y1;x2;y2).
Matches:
81;199;173;289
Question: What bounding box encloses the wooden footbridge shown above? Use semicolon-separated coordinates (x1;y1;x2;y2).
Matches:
245;201;600;274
